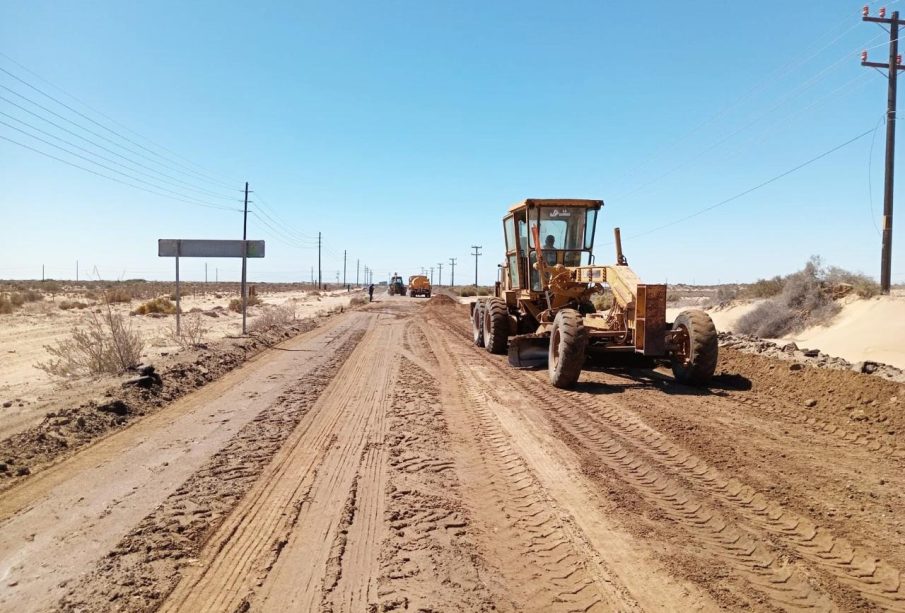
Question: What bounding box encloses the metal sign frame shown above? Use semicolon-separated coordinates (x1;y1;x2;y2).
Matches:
158;239;265;335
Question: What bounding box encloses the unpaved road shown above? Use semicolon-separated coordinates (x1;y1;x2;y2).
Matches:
1;295;903;612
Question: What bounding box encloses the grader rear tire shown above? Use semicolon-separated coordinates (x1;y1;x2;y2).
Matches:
548;309;588;388
483;298;509;354
670;309;718;386
472;302;485;347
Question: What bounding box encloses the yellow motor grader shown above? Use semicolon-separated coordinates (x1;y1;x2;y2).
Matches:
470;199;718;388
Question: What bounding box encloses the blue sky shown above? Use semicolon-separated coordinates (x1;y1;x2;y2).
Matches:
1;0;903;285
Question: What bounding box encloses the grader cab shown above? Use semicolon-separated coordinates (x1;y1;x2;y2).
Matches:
470;199;718;388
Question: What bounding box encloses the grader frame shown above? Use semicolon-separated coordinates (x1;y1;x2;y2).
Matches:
471;199;717;388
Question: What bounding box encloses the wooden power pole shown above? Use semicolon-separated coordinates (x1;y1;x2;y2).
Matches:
471;245;482;286
862;6;905;293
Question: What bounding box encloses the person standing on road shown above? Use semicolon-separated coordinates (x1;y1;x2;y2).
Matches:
368;283;375;302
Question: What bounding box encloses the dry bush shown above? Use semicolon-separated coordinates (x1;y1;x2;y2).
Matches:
349;295;368;306
666;291;681;304
739;276;784;299
104;287;133;303
132;297;178;315
167;312;208;348
0;295;14;315
249;303;296;332
736;258;840;338
228;294;262;312
22;289;43;302
457;287;477;297
42;280;61;301
38;306;144;377
476;286;493;296
59;300;89;310
9;292;25;307
823;266;880;298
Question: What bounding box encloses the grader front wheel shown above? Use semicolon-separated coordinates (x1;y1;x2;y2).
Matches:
483;298;509;354
670;309;718;385
548;309;588;388
472;302;485;347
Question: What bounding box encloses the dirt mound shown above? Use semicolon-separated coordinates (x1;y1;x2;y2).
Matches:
718;347;904;436
0;316;330;488
426;294;457;307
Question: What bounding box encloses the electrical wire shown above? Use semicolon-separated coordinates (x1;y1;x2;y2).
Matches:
0;84;240;195
604;127;875;244
0;133;242;212
0;61;239;189
867;113;886;235
0;109;242;202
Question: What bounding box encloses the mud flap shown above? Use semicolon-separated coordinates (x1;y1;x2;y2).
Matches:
507;334;550;368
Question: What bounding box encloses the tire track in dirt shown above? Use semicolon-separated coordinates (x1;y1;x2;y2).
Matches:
375;354;497;612
54;322;366;612
434;311;837;612
160;311;399;612
425;320;631;612
537;377;905;612
436;307;905;611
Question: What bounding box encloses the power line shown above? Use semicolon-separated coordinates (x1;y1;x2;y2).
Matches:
0;117;241;208
611;127;875;243
0;63;238;189
0;83;238;194
0;133;242;211
0;109;242;202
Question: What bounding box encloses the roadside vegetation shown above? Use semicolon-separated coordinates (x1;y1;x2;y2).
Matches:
736;257;880;338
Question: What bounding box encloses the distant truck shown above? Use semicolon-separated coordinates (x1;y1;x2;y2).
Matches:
388;274;406;296
408;275;431;298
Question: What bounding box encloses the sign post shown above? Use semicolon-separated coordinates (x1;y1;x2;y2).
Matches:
159;239;265;336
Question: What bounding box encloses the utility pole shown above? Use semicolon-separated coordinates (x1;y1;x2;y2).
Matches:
449;257;456;287
471;245;482;286
241;181;250;334
216;267;219;282
356;259;360;286
437;262;443;287
430;267;434;285
76;260;78;282
42;264;44;281
317;232;322;290
205;262;208;283
343;250;347;288
863;6;905;293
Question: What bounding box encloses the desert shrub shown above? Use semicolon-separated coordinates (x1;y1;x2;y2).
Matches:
38;306;144;376
666;291;681;303
228;294;262;312
349;295;368;306
167;312;208;348
104;287;133;303
42;280;61;301
132;297;178;315
59;300;89;310
715;286;739;303
9;292;25;307
249;303;296;332
476;287;493;296
740;276;784;299
823;266;880;298
0;295;13;314
458;287;476;297
736;258;840;338
23;289;43;302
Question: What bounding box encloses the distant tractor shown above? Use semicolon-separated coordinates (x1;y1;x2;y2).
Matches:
471;199;718;388
388;274;406;296
408;275;432;298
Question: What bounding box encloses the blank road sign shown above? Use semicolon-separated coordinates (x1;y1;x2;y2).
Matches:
158;239;265;258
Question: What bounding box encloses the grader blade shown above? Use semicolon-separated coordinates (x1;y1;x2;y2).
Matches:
507;334;549;368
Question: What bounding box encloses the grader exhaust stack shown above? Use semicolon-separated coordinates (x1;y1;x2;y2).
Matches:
471;198;718;388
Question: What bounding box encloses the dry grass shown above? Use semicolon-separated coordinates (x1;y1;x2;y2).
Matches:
228;294;262;312
59;300;90;310
132;297;178;315
248;303;296;332
104;287;133;303
349;295;368;307
38;305;145;377
167;312;208;348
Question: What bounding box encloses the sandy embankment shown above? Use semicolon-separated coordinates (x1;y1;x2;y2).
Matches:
671;295;905;370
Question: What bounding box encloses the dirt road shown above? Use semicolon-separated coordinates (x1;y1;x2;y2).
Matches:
1;294;903;612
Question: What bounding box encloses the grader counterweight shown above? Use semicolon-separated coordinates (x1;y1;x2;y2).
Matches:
470;199;718;388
